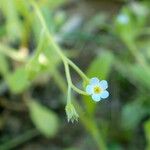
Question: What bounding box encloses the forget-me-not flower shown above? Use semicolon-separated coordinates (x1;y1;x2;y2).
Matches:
117;14;129;24
86;77;109;102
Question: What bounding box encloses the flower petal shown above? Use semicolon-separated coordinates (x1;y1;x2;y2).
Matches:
90;77;99;85
86;85;93;95
117;14;129;24
92;94;101;102
99;80;108;90
100;90;109;99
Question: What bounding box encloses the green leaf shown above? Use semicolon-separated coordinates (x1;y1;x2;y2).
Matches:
83;51;114;115
115;4;148;42
28;100;59;138
144;119;150;150
121;101;145;130
6;67;29;93
37;0;66;9
0;54;9;76
26;31;62;81
117;62;150;89
26;45;61;80
87;50;114;79
1;0;22;41
129;64;150;89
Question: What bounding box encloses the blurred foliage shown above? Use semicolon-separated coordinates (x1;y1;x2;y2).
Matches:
144;119;150;150
0;0;150;150
28;99;59;138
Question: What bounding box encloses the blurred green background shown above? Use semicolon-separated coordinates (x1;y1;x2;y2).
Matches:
0;0;150;150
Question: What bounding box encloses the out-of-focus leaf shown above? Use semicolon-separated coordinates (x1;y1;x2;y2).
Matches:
83;51;114;115
0;54;9;76
129;2;149;25
6;67;29;93
115;3;149;42
115;8;136;42
37;0;66;9
26;30;67;93
117;62;150;89
26;37;60;80
0;25;6;37
87;50;114;79
1;0;22;41
28;100;59;138
144;119;150;150
129;64;150;89
109;143;123;150
64;148;80;150
14;0;30;18
121;100;146;130
84;13;108;33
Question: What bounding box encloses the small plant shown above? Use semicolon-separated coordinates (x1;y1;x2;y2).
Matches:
30;1;109;122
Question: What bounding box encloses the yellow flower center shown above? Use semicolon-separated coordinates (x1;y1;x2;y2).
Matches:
94;86;102;94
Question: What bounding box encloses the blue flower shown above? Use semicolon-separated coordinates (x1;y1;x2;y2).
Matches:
86;77;109;102
117;14;129;24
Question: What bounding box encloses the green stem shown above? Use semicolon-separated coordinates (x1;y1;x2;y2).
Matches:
64;61;88;95
31;1;65;61
66;58;89;82
71;84;88;95
53;70;107;150
67;85;71;103
125;40;150;75
31;1;89;84
34;29;46;57
64;61;72;85
30;3;107;149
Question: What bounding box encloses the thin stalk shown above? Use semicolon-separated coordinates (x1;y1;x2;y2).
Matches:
31;1;89;82
66;58;89;82
71;84;88;95
30;2;107;149
125;40;150;75
64;61;87;95
54;71;107;150
31;1;65;61
67;85;71;103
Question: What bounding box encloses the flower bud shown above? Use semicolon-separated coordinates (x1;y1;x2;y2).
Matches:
65;102;79;123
